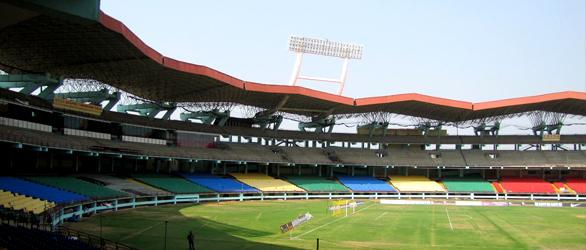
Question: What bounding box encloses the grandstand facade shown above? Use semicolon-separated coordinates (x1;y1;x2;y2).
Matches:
0;1;585;248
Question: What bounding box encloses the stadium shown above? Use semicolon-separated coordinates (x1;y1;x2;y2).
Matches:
0;0;585;249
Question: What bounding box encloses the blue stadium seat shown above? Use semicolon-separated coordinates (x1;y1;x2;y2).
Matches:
336;176;396;192
0;177;87;204
181;174;259;193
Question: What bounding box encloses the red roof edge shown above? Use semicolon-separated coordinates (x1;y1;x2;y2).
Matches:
244;82;354;105
355;93;473;110
473;91;586;110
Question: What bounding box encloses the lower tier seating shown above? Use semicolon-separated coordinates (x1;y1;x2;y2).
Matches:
0;190;55;214
133;175;212;194
336;176;396;192
0;177;87;204
27;176;128;199
230;173;305;192
0;224;94;250
285;176;349;192
499;177;556;194
79;174;170;196
441;177;494;193
565;178;586;194
389;176;446;192
181;174;259;193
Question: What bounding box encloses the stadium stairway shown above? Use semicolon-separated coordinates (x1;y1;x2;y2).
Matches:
336;176;396;192
132;174;212;194
26;176;129;199
285;176;349;192
441;177;494;193
499;177;557;194
77;174;171;196
181;174;259;193
229;173;305;192
388;176;446;192
0;177;87;204
565;178;586;194
491;182;505;194
552;182;576;194
0;190;55;214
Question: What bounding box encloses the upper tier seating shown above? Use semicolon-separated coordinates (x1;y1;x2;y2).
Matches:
499;177;556;193
441;177;494;193
133;175;211;194
565;178;586;194
0;177;87;204
336;176;396;192
285;176;349;192
389;176;446;192
0;190;55;214
78;174;170;196
27;176;128;199
388;148;435;167
281;147;333;165
181;174;258;193
230;173;305;192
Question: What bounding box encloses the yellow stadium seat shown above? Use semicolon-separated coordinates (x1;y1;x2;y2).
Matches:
389;176;446;192
230;173;305;192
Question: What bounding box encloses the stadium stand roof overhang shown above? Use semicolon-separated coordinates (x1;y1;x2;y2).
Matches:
0;0;584;122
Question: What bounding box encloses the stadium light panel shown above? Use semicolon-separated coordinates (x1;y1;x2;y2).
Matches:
289;36;363;59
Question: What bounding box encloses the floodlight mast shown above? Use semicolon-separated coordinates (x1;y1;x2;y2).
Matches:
288;36;363;95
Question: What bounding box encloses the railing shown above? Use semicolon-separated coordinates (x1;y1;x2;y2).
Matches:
59;226;137;250
51;191;586;228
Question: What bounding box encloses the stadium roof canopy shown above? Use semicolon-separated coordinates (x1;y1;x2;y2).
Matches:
0;0;584;122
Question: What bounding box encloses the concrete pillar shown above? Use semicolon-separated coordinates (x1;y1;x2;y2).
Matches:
318;166;322;177
351;166;355;176
74;155;79;173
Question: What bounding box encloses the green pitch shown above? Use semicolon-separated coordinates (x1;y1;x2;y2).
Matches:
67;200;586;249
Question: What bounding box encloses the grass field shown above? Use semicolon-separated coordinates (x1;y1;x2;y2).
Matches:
66;200;586;250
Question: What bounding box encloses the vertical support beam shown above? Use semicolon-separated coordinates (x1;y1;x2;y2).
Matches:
351;166;355;176
289;52;303;85
337;58;350;95
75;155;79;173
318;165;322;177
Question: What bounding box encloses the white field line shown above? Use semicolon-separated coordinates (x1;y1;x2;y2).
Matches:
120;221;163;241
292;203;377;239
374;211;387;221
445;206;454;231
256;212;263;220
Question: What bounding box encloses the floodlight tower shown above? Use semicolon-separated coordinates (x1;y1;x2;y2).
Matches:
288;36;363;95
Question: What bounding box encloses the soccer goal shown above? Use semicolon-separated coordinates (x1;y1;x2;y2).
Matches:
328;199;357;217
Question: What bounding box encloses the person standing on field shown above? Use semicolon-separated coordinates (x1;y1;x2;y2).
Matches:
187;230;195;250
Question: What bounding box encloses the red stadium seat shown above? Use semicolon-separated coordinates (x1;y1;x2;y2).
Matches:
565;178;586;194
499;177;556;194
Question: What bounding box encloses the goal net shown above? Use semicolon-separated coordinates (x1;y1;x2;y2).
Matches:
328;199;357;217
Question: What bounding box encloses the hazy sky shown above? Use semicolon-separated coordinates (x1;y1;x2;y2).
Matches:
100;0;586;134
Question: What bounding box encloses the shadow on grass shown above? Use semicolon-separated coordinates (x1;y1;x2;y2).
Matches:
67;204;303;250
